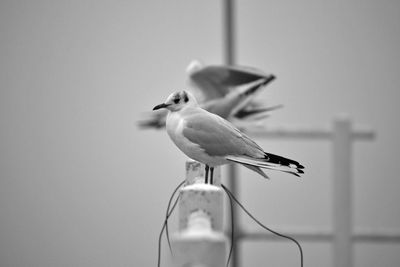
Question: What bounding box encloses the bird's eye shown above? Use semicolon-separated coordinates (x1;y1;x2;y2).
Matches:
173;98;180;104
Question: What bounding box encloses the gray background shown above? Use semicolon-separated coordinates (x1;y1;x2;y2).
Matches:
1;0;399;266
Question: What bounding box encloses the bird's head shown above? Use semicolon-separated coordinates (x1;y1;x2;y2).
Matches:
153;90;198;112
185;59;203;75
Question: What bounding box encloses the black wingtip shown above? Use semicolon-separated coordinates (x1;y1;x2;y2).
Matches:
260;74;276;86
268;74;276;82
264;152;305;174
264;152;300;166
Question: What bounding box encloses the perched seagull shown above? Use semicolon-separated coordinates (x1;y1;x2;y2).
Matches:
138;60;281;129
153;90;304;184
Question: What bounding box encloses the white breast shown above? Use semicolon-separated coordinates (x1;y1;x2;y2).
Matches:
166;111;199;157
166;110;228;167
166;111;185;147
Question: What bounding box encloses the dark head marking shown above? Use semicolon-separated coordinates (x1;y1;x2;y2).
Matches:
182;91;189;103
172;92;180;104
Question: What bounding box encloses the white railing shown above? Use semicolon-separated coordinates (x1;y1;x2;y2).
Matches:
227;115;400;267
218;1;400;266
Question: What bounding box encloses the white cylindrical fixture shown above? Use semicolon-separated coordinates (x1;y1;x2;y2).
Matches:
178;184;224;232
170;161;227;267
171;210;226;267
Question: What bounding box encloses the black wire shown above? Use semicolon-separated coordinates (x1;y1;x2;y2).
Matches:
221;184;303;267
157;196;179;267
157;180;185;267
165;193;180;254
165;180;186;253
222;185;234;267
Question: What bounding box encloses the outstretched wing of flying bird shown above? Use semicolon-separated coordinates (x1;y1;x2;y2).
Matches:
138;60;282;129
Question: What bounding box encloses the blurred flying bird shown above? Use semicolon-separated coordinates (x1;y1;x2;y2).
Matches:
153;90;304;184
138;60;282;129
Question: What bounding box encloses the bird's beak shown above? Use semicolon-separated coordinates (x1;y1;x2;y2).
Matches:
153;103;169;110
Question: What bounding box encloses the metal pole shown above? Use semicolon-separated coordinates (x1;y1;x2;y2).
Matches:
332;116;353;267
223;1;240;267
223;0;235;65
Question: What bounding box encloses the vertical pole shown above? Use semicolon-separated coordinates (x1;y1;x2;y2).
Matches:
224;0;235;65
227;164;239;267
223;1;239;267
332;116;353;267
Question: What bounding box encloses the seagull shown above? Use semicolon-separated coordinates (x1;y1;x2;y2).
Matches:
153;90;304;184
138;60;281;129
186;60;275;103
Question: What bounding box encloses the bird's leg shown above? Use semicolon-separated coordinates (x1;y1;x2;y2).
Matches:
204;165;209;184
210;167;214;185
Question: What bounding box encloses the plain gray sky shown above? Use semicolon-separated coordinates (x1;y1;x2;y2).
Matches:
1;0;399;266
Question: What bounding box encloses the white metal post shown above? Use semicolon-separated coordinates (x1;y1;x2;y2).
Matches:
170;161;227;267
332;116;353;267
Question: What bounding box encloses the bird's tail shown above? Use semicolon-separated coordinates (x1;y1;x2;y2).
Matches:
226;152;304;177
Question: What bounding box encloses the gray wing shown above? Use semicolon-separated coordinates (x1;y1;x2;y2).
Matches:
200;77;280;121
189;64;273;101
182;109;265;158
